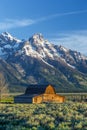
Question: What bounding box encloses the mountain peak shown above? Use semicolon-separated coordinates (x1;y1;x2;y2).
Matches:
1;32;14;40
29;33;44;44
59;45;69;52
0;32;21;43
32;33;43;39
2;32;10;35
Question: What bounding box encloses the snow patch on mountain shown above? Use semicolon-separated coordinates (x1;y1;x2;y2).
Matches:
67;63;76;69
59;45;69;52
41;58;54;68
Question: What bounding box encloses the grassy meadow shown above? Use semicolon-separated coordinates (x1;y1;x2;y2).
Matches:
0;93;87;130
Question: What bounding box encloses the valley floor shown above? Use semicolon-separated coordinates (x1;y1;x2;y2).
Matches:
0;101;87;130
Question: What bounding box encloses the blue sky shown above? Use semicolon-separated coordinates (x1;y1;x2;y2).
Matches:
0;0;87;54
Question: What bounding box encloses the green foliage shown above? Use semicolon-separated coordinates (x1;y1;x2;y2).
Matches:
0;101;87;129
0;97;14;103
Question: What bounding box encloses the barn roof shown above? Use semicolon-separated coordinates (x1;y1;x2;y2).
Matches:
25;84;48;95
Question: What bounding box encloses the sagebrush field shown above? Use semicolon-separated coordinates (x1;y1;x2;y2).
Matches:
0;101;87;130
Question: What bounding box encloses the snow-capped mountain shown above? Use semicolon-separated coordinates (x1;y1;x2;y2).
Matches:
0;32;21;43
0;32;22;59
19;33;87;72
0;32;87;68
0;32;87;92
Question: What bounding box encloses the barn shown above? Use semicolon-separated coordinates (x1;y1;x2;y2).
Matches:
33;85;65;103
14;85;65;103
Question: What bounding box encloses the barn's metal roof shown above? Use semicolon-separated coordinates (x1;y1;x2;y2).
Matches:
25;84;48;95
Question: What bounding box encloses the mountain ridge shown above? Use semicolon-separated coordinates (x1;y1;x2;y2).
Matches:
0;32;87;92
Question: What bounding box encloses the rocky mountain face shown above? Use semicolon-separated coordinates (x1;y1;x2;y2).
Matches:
0;32;87;92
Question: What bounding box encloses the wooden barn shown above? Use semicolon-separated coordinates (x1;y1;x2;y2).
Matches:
14;85;65;103
33;85;65;103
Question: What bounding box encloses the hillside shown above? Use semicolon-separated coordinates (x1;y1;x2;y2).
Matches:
0;32;87;92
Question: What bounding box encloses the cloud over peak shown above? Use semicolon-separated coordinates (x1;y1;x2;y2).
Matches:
49;30;87;55
0;9;87;31
0;19;35;30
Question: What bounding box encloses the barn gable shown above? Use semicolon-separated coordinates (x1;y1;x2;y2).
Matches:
45;85;56;94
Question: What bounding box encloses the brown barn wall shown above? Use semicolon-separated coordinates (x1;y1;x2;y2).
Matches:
33;95;43;103
33;94;65;103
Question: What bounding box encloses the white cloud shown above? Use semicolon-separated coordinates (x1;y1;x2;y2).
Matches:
49;30;87;55
37;9;87;22
0;9;87;30
0;19;35;30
